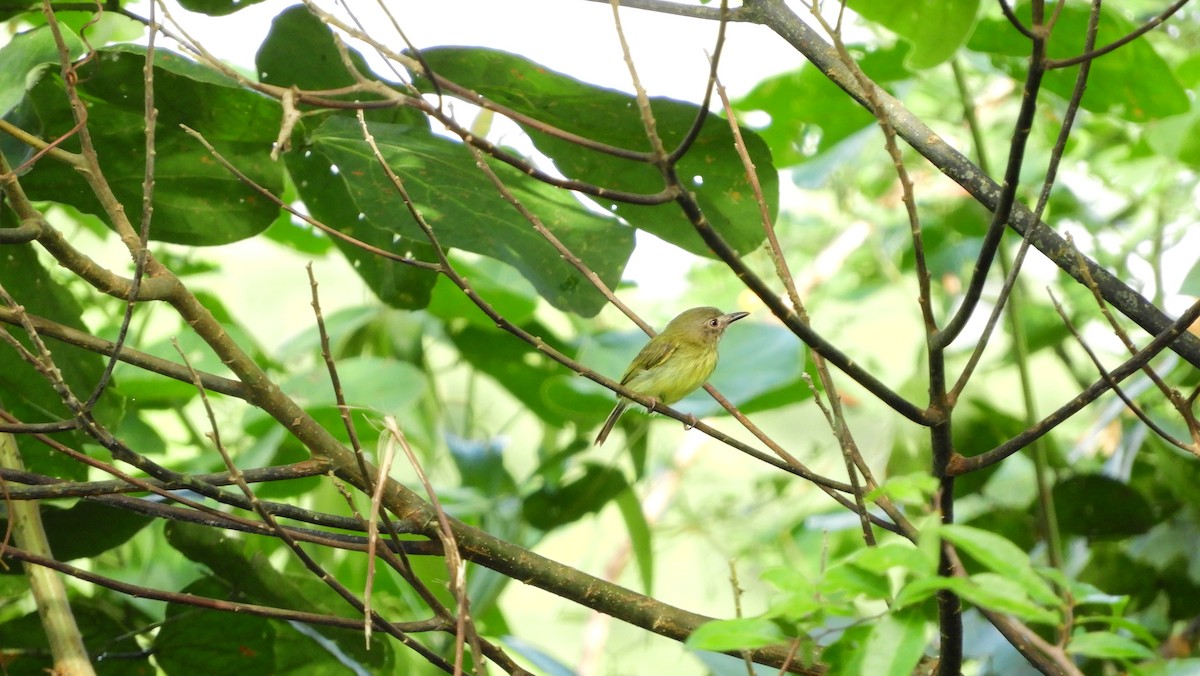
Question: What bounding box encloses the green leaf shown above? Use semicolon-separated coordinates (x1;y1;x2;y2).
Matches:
176;0;270;16
964;573;1059;624
116;291;264;408
426;255;537;327
850;541;936;577
940;524;1060;606
239;356;431;470
0;244;122;477
1067;630;1156;660
0;601;153;676
1053;474;1156;539
1074;613;1160;649
259;0;433;299
848;0;979;69
255;4;428;129
893;575;942;607
417;46;774;258
156;579;278;676
967;4;1188;122
820;623;872;675
278;356;428;414
0;25;83;119
0;502;152;569
821;560;892;601
297;115;631;316
762;567;823;621
284;138;438;309
895;575;1059;625
523;463;629;530
164;523;395;671
1145;109;1200;170
694;320;809;416
961;507;1039;553
19;46;284;245
448;320;604;426
685;617;786;652
861;610;928;676
615;488;654;595
866;472;940;508
257;5;359;90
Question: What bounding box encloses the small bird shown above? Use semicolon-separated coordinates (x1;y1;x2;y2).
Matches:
594;306;749;446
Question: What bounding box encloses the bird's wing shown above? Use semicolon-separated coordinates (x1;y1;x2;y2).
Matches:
620;339;677;384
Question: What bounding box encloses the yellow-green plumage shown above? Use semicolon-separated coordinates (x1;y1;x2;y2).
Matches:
594;306;749;446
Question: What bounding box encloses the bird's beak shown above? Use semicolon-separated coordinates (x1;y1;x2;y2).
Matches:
723;311;749;326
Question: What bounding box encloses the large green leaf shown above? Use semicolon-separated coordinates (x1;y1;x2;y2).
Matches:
0;243;121;478
257;4;360;91
417;47;774;258
255;3;428;129
968;4;1188;122
615;488;654;595
684;617;787;652
861;609;928;676
848;0;979;69
164;523;396;672
1146;109;1200;171
448;319;603;427
1053;474;1156;539
522;463;630;530
18;45;283;244
156;578;278;676
0;25;83;119
298;115;631;315
426;255;537;327
285;141;438;309
0;601;152;675
1067;630;1156;660
176;0;270;16
260;6;440;308
939;524;1060;606
0;501;152;569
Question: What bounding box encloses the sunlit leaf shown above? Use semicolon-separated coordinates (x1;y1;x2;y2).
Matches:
19;46;283;244
685;617;787;652
968;4;1188;121
297;115;631;315
417;46;775;258
1068;630;1156;660
848;0;979;69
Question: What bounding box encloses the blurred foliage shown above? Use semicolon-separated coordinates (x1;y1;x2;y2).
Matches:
1;1;1200;675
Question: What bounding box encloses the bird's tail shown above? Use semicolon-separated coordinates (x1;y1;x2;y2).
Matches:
594;400;629;446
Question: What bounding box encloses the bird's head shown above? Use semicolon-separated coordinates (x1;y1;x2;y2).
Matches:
662;306;749;345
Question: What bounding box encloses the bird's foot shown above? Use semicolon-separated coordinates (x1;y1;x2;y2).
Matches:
683;414;699;431
643;397;660;414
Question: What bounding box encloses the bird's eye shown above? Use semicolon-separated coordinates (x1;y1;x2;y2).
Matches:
708;318;719;327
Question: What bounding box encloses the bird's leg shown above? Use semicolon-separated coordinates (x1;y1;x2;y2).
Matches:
643;396;660;415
